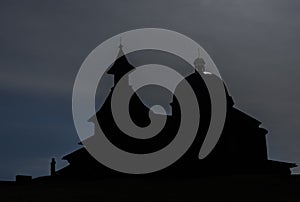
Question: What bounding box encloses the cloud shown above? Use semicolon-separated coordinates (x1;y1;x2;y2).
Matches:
0;0;300;179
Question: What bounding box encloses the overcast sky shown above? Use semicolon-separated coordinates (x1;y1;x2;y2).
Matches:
0;0;300;180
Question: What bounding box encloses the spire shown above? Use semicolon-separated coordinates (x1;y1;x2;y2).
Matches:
117;37;125;58
119;37;123;49
107;37;135;84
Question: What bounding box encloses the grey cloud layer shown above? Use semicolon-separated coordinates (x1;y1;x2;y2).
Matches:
0;0;299;179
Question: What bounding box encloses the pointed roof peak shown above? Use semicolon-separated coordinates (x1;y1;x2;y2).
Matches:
107;37;135;77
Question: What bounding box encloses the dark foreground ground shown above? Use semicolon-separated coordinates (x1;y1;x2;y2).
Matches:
0;175;300;202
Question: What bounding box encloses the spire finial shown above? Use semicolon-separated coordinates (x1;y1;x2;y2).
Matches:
117;36;125;58
197;47;200;58
119;37;123;49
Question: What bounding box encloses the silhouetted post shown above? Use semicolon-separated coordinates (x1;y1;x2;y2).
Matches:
50;158;56;176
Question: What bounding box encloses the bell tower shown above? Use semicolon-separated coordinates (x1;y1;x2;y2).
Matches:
107;37;135;85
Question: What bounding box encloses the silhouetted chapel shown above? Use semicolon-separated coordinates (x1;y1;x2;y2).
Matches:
56;44;295;178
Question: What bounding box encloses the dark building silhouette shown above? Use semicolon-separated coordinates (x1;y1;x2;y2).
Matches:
15;175;32;183
56;43;296;179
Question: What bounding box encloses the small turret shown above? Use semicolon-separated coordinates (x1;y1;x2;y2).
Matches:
194;48;206;72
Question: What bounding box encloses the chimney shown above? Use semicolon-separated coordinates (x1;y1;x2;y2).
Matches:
50;158;56;177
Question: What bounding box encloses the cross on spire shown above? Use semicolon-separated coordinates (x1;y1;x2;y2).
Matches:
119;37;123;49
117;36;125;58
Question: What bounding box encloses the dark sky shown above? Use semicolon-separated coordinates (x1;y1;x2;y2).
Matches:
0;0;300;180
